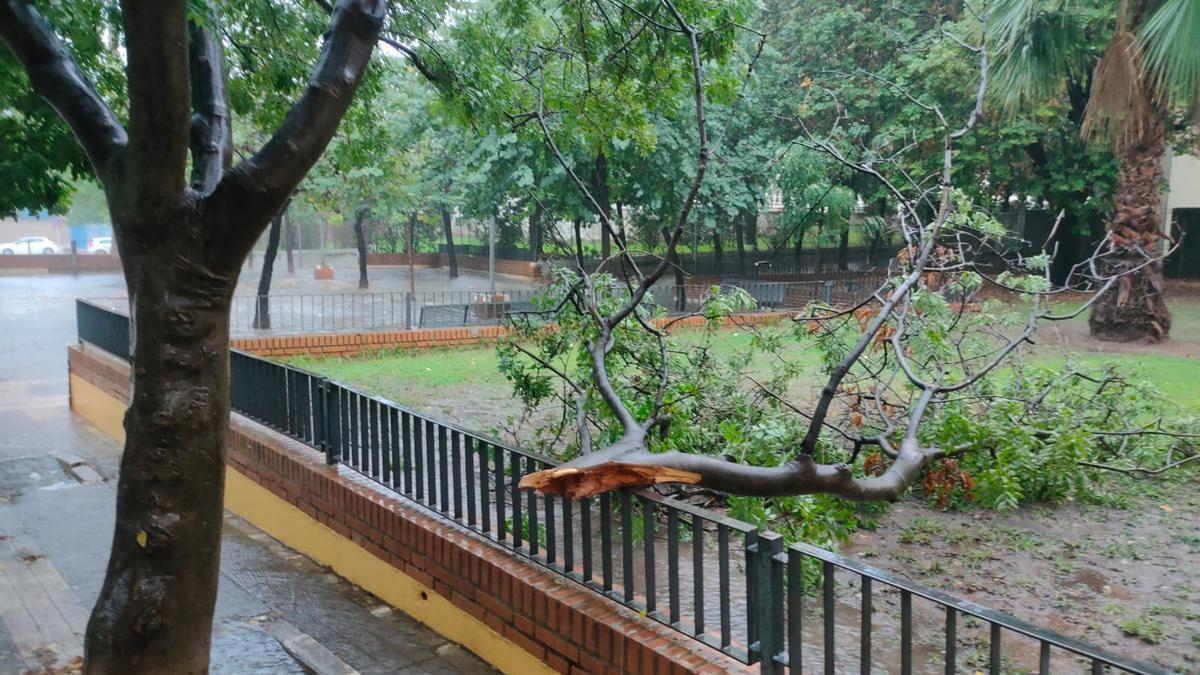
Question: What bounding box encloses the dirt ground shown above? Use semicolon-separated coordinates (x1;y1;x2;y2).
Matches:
841;473;1199;672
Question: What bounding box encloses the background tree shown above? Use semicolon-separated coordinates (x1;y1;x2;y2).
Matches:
252;202;287;329
65;178;111;225
754;0;1119;282
990;0;1200;341
0;1;122;218
0;0;391;670
775;147;856;271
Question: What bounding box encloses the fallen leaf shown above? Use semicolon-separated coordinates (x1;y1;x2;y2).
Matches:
1159;504;1174;512
136;530;148;548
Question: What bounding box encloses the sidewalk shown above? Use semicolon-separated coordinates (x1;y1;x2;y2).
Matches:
0;274;496;674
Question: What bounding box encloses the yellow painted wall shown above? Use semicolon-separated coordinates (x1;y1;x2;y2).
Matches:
69;372;126;443
70;361;553;675
223;469;554;675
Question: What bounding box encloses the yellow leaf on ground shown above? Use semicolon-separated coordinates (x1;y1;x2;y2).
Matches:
136;530;148;548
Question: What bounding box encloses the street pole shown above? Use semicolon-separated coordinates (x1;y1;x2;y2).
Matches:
488;215;496;295
408;214;416;296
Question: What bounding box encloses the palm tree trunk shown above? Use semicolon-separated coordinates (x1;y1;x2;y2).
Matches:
1088;112;1171;342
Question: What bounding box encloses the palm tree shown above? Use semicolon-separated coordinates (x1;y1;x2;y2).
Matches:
990;0;1200;342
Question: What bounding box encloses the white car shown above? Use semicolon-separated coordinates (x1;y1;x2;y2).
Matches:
87;236;114;254
0;236;61;255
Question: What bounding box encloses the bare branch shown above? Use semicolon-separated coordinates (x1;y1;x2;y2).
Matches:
1080;454;1200;476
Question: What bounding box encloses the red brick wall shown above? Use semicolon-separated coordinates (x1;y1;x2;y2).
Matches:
365;252;442;268
451;254;542;278
68;344;748;674
366;252;542;279
231;311;790;358
0;253;123;273
231;325;511;357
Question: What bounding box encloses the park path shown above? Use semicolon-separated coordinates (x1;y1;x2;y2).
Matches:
0;272;496;674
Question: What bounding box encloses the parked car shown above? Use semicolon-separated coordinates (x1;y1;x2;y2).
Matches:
0;236;61;255
87;236;114;254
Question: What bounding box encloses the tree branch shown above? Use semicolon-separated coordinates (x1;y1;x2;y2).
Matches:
309;0;442;84
0;0;128;180
188;19;232;194
120;0;191;212
206;0;386;257
522;440;942;501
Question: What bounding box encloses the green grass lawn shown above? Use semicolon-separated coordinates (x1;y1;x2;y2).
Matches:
289;295;1200;428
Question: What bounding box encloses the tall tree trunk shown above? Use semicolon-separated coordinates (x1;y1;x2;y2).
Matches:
663;227;685;311
793;231;804;262
573;217;584;268
407;212;416;299
837;227;849;271
735;213;747;276
713;230;723;259
284;207;296;275
747;213;759;250
529;202;543;260
592;151;611;259
353;208;369;289
442;206;458;278
253;205;285;329
87;245;237;673
1088;112;1171;342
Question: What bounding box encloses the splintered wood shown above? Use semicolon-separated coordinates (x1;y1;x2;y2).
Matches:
518;463;702;499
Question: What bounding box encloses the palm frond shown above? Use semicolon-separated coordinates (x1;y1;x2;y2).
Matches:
988;0;1085;112
1137;0;1200;110
1082;26;1151;148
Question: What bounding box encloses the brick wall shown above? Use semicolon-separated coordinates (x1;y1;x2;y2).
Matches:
230;311;791;358
68;344;748;674
365;252;442;268
0;253;123;273
366;252;542;280
451;254;541;279
231;325;511;357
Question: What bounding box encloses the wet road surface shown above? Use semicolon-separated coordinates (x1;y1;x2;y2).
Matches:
0;271;496;673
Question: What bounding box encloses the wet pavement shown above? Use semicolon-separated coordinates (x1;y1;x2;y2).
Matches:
0;272;496;673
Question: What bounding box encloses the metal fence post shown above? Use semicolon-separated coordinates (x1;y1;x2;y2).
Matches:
405;293;413;330
822;280;834;305
751;532;785;673
319;378;340;465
